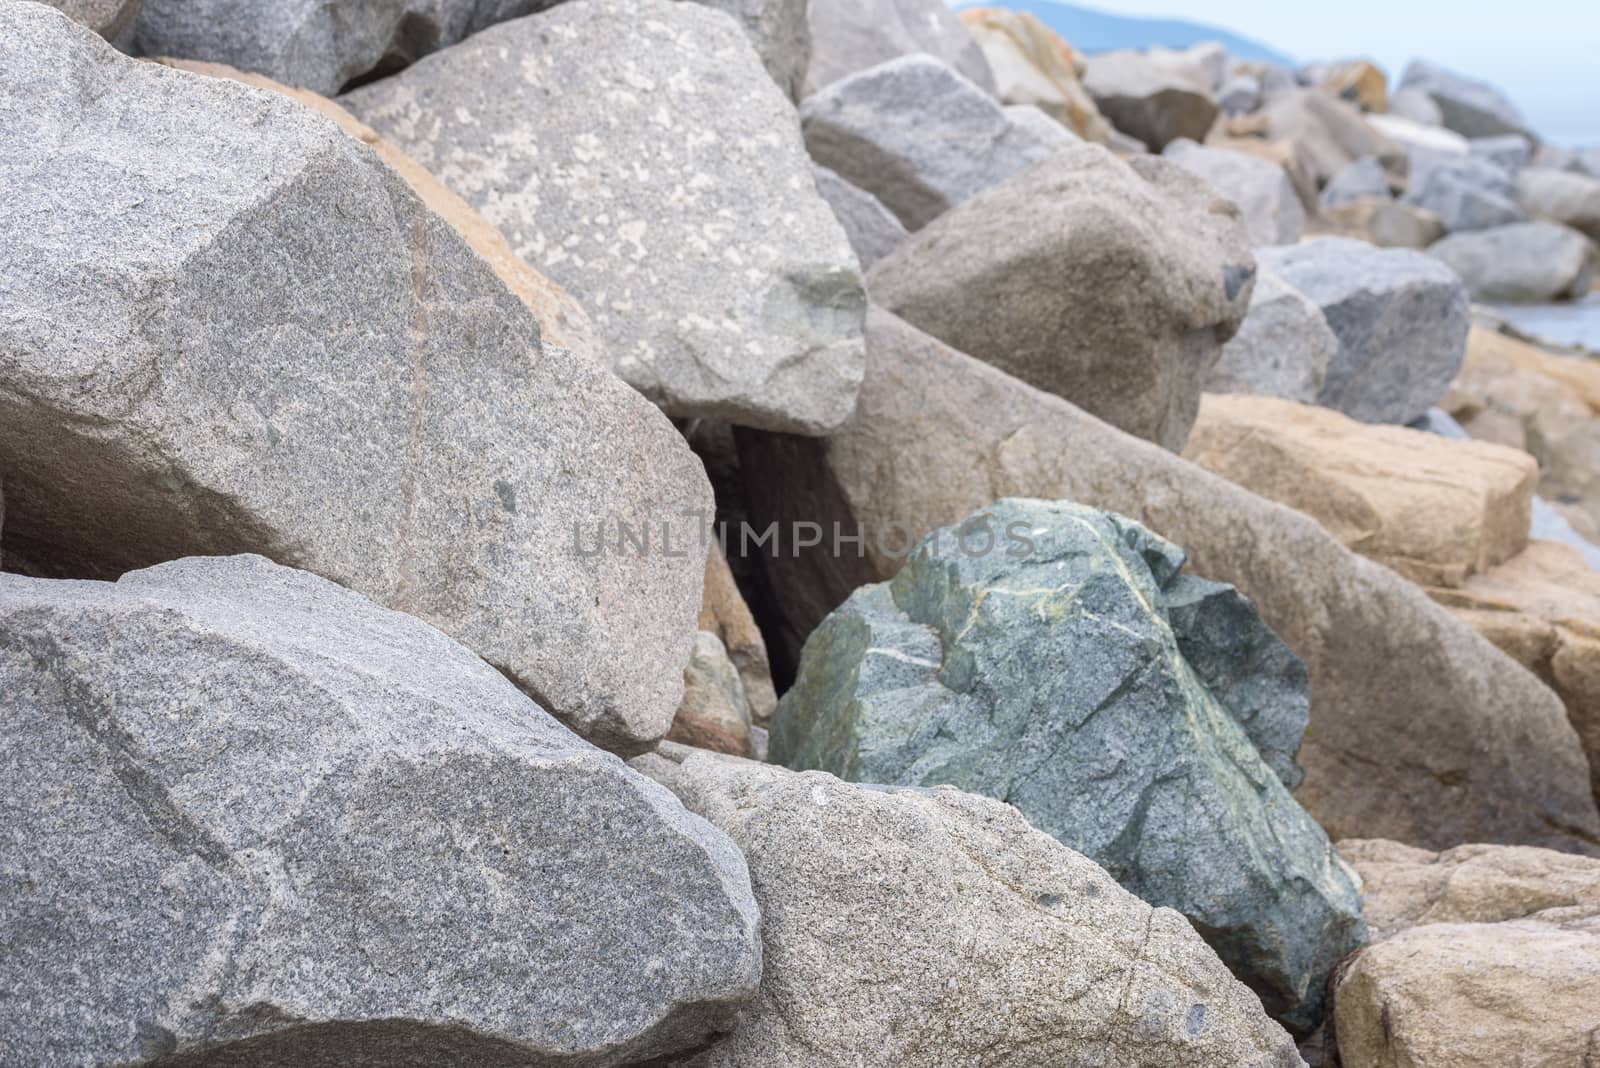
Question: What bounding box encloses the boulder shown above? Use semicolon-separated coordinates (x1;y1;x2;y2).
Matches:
1081;49;1219;151
810;165;908;269
344;0;866;437
0;555;762;1066
1206;121;1322;210
699;547;778;726
1389;86;1444;126
1518;167;1600;241
1368;112;1471;156
1470;133;1533;175
1402;152;1526;232
958;6;1111;142
1163;138;1307;246
36;0;138;36
0;5;712;753
1312;198;1445;248
1399;58;1537;141
803;0;995;97
690;0;811;99
1257;89;1405;185
1319;155;1391;209
1258;238;1471;425
1235;59;1297;93
868;144;1255;452
1217;73;1261;116
1305;58;1387;113
666;631;757;757
799;55;1074;232
1206;270;1338;404
1148;42;1229;92
637;745;1308;1066
1428;222;1597;303
1185;395;1537;588
1005;102;1084;147
769;498;1365;1032
732;308;1600;852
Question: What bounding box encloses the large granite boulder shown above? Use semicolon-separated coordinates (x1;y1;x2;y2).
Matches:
1402;152;1526;232
733;308;1600;853
1518;167;1600;241
799;55;1074;232
1258;238;1471;425
0;4;710;754
811;165;907;269
1319;156;1392;209
638;745;1307;1066
0;555;762;1066
1257;89;1405;185
803;0;995;97
959;6;1111;143
768;498;1363;1032
1185;395;1538;589
36;0;138;36
344;0;865;436
1399;58;1537;141
1163;139;1306;246
689;0;810;98
1081;49;1219;151
1207;270;1338;404
1428;222;1597;303
868;145;1255;452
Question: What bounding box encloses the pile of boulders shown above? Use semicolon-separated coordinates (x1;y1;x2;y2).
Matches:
4;1;1598;1065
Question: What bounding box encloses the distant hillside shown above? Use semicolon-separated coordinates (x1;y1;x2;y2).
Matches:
950;0;1297;66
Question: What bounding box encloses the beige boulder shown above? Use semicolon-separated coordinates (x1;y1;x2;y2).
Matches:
958;7;1110;143
734;307;1600;851
666;631;757;757
1311;59;1388;114
1257;89;1405;186
698;546;778;725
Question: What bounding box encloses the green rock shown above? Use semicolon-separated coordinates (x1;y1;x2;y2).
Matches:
771;498;1365;1034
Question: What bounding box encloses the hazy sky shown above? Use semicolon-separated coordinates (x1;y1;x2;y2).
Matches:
987;1;1600;147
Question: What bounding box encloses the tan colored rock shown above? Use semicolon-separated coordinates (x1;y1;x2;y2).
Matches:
958;7;1111;143
735;307;1600;851
666;631;756;757
1312;59;1388;114
152;58;599;357
1184;394;1537;588
1256;89;1405;186
1310;198;1446;249
698;546;778;725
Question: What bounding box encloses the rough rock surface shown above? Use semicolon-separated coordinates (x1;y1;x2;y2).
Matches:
0;556;762;1067
0;5;711;753
1185;395;1538;588
1312;198;1446;249
690;0;811;99
699;547;778;726
799;54;1074;232
869;145;1255;452
1258;89;1404;185
959;6;1111;142
37;0;138;36
1400;58;1537;140
1206;270;1338;404
344;0;866;436
1259;238;1471;425
733;308;1600;853
1402;152;1526;232
803;0;995;98
1517;167;1600;241
638;745;1308;1067
811;165;907;269
666;631;757;757
1163;138;1306;246
1319;155;1391;208
1082;49;1219;151
769;498;1365;1032
1428;222;1597;303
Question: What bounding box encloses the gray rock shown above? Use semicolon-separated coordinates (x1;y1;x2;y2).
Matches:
1259;238;1471;424
1517;167;1600;241
1004;102;1084;147
868;144;1255;452
1208;269;1338;404
1320;156;1392;208
689;0;810;99
803;0;995;98
1149;41;1230;92
1532;497;1600;573
1428;222;1597;303
1218;73;1262;115
768;499;1366;1033
1583;148;1600;179
35;0;138;36
810;165;907;269
1258;89;1405;185
0;4;712;754
799;55;1074;232
344;0;866;436
1402;152;1526;232
1389;86;1444;127
1235;59;1296;94
1082;49;1220;151
1470;134;1533;176
1531;143;1588;174
1410;405;1472;440
1164;139;1306;246
1399;59;1536;141
637;745;1308;1067
1314;198;1447;249
0;555;762;1067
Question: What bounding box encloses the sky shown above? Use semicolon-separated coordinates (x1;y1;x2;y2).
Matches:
958;1;1600;148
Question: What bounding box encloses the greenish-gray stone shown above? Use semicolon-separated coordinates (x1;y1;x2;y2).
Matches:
771;498;1365;1034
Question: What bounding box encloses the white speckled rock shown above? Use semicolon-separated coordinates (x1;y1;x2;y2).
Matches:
803;0;996;98
1163;138;1306;246
800;54;1076;232
1208;269;1338;404
0;555;762;1067
811;165;907;269
343;0;865;436
0;3;711;754
687;0;810;99
34;0;138;36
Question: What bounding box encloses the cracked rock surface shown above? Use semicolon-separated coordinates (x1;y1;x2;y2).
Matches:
768;498;1365;1033
0;555;762;1067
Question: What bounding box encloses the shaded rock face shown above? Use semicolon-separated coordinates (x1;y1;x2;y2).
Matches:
733;309;1600;855
637;746;1307;1068
37;0;139;36
1207;270;1337;404
1163;138;1306;246
1399;58;1536;141
688;0;810;99
769;498;1365;1034
810;165;907;269
959;6;1111;143
799;55;1074;232
803;0;995;98
344;0;866;437
1081;49;1219;152
1402;152;1526;232
1428;221;1597;303
1258;238;1471;426
869;145;1255;452
0;556;762;1067
0;5;711;754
